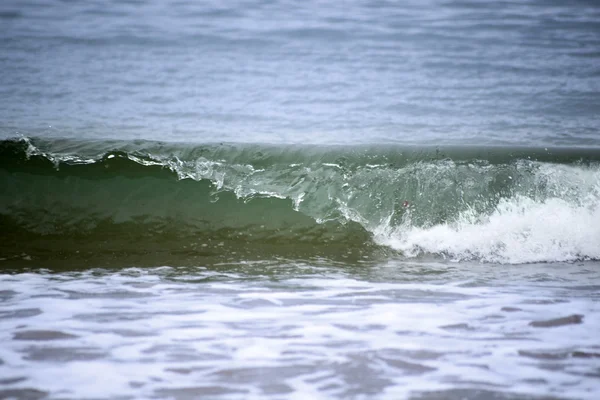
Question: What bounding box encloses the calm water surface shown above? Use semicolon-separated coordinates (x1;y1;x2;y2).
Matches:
1;0;599;145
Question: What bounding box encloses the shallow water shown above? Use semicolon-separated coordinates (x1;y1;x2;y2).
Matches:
1;260;599;399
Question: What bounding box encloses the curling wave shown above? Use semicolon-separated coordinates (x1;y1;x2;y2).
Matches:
1;137;599;265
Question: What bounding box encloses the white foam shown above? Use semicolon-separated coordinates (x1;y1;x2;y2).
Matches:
375;162;600;264
2;268;599;400
379;195;600;264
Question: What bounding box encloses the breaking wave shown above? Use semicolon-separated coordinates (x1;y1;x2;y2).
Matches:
1;137;599;265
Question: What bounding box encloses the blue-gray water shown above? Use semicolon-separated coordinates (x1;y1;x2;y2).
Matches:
1;0;600;145
1;1;600;399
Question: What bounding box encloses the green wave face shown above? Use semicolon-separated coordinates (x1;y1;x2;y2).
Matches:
1;137;599;266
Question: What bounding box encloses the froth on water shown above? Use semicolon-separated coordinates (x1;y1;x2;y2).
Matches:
0;262;599;399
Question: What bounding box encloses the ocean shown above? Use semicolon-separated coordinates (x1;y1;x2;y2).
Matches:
1;0;599;399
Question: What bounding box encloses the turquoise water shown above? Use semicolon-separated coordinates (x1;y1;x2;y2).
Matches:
1;0;600;399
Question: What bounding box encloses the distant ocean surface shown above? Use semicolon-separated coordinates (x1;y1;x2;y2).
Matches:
1;1;599;399
1;0;600;145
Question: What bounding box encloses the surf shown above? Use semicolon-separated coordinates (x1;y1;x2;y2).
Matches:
1;137;599;266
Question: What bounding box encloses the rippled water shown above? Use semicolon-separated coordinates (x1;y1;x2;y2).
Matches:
1;0;600;145
1;262;599;399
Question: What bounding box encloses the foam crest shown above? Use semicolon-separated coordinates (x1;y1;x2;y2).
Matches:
375;162;600;263
381;194;600;264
